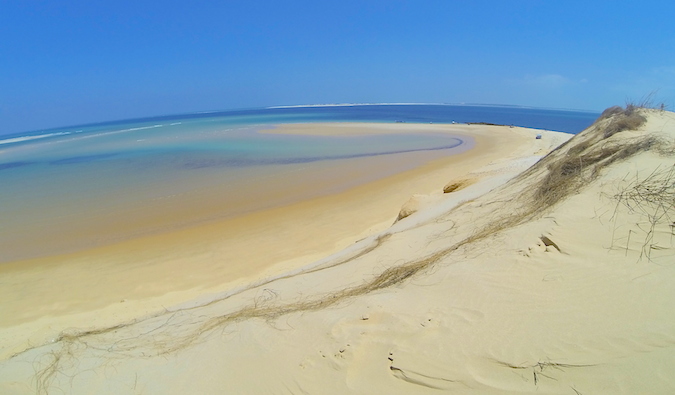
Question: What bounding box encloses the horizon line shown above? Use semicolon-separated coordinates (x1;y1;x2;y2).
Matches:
266;102;600;113
2;102;600;138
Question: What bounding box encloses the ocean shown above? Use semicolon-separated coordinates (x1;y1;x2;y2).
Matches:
0;105;599;263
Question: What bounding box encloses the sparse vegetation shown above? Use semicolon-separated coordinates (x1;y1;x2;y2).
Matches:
534;135;663;210
508;103;664;217
601;104;647;138
611;165;675;261
600;93;669;137
494;359;596;387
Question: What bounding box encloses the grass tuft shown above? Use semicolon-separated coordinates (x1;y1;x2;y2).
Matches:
603;111;647;138
611;165;675;261
599;104;647;138
599;105;625;120
533;136;662;211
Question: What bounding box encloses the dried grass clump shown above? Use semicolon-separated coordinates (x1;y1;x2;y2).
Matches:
534;136;663;211
495;359;595;387
611;165;675;261
519;102;662;214
595;103;646;138
565;139;594;157
615;165;675;212
599;105;626;120
200;251;437;333
603;109;647;138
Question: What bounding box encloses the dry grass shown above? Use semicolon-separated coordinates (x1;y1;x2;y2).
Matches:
611;165;675;261
510;104;656;215
598;94;669;138
534;136;663;211
494;358;596;387
602;105;647;138
595;104;645;138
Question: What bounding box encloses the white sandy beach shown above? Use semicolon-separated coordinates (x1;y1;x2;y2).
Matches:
0;122;554;358
2;110;674;394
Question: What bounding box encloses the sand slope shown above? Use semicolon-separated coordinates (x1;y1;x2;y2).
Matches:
2;110;675;394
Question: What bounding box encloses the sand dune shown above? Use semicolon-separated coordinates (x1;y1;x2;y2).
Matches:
2;109;674;394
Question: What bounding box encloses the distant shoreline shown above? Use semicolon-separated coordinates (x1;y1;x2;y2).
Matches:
267;101;600;114
0;103;599;139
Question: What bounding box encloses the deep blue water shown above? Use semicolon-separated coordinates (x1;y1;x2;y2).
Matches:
0;104;599;145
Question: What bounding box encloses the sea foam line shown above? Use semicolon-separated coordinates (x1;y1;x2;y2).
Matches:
0;131;72;145
0;124;164;146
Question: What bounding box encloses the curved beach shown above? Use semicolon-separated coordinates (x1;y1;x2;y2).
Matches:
0;122;566;359
7;110;674;393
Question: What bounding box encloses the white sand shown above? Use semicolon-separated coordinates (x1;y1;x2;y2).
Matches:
2;111;674;394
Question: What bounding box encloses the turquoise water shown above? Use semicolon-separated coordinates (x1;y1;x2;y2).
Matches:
0;105;598;263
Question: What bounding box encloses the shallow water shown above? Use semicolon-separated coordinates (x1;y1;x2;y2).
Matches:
0;124;463;262
0;105;598;263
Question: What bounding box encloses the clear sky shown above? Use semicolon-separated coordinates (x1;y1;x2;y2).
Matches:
1;0;674;135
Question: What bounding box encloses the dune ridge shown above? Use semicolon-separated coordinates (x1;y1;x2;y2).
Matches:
2;109;674;394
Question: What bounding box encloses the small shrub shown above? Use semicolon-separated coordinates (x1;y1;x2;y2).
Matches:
599;106;625;120
598;104;647;138
603;112;647;138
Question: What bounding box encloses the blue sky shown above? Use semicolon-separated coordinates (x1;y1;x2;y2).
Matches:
1;1;674;135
